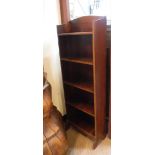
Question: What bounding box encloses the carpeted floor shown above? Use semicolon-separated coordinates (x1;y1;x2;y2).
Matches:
66;127;111;155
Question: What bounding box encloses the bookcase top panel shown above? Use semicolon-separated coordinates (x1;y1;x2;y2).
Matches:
57;16;106;34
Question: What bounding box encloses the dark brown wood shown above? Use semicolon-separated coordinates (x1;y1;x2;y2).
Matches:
64;81;94;93
58;35;93;59
57;22;71;34
70;16;105;32
66;102;94;117
106;25;111;139
93;18;107;140
69;120;95;140
57;16;105;33
108;97;111;139
108;48;111;139
61;57;93;65
57;16;107;149
58;31;92;36
67;105;95;140
59;0;70;24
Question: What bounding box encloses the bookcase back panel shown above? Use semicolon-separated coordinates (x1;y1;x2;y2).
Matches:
61;62;93;83
58;35;92;59
67;106;94;121
64;85;94;103
70;16;105;32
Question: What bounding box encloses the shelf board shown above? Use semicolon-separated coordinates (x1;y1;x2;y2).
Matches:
61;57;93;65
64;81;94;93
66;102;94;117
58;32;92;36
68;119;95;140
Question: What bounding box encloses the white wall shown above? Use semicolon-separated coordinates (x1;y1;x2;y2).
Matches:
43;0;66;115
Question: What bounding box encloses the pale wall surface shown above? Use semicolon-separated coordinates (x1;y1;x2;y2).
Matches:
43;0;66;115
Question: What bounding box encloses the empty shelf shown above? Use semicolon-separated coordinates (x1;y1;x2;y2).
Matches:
66;102;94;117
58;32;92;36
64;81;94;93
61;57;93;65
68;119;95;140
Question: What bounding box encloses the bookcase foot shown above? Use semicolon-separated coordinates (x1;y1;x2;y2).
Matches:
92;140;98;149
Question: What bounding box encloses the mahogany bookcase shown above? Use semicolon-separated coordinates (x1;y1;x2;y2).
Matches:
57;16;107;148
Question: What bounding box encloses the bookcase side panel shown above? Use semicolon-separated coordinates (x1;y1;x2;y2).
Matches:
57;22;71;34
93;18;107;140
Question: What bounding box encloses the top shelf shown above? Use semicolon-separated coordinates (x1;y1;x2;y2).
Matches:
58;32;92;36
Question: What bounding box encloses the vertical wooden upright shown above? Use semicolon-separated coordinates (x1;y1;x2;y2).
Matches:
59;0;70;24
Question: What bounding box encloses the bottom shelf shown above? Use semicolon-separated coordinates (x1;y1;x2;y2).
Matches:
67;105;95;140
68;118;95;140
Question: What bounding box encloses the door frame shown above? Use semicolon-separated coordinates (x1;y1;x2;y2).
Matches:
59;0;70;24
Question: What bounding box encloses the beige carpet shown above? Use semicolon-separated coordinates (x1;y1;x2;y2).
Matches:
66;127;111;155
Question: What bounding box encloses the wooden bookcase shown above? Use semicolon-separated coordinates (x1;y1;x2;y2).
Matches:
57;16;107;148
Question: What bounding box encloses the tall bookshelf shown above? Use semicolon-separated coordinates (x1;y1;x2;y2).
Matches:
57;16;107;148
